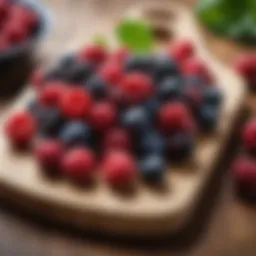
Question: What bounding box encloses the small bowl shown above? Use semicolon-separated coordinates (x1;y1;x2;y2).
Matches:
0;0;51;97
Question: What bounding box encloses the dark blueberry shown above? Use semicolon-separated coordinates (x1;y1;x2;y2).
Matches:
27;100;41;115
121;106;151;133
153;55;179;82
64;61;94;84
125;55;154;74
45;68;64;82
139;155;166;182
185;76;204;89
140;132;166;156
168;133;194;162
35;107;65;138
143;98;161;119
158;77;183;101
59;54;76;69
85;75;108;99
198;105;219;132
202;86;222;106
59;122;92;147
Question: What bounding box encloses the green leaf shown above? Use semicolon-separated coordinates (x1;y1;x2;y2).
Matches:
116;19;154;53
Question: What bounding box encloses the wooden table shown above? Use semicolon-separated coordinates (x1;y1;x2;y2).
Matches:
0;0;256;255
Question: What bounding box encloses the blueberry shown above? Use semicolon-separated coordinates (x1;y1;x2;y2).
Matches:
168;133;194;162
185;76;204;89
64;61;94;84
139;155;166;182
153;55;179;82
203;87;222;106
45;68;64;82
121;106;151;133
34;107;65;138
59;122;93;147
85;75;108;99
59;54;76;69
140;132;166;155
27;100;41;115
158;77;183;101
143;98;161;119
198;105;219;132
125;55;154;74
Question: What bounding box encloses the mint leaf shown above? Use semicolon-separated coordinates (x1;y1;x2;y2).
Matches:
116;19;154;53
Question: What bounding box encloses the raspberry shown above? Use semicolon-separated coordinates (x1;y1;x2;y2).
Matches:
102;151;137;185
103;128;131;152
242;120;256;152
30;69;45;90
100;62;123;85
121;73;154;103
35;140;64;171
89;102;117;130
38;82;65;107
171;40;194;63
60;88;92;119
110;48;130;64
159;102;192;132
0;1;8;24
5;112;36;147
234;54;256;84
62;148;96;182
233;157;256;182
79;45;107;64
10;4;38;31
183;58;212;84
3;20;29;44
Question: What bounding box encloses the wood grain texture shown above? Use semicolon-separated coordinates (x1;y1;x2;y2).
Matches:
0;0;255;255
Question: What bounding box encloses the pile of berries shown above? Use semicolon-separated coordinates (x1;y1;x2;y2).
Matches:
5;41;222;187
0;0;39;52
232;120;256;201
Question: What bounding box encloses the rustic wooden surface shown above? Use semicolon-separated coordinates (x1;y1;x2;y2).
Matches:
0;0;255;255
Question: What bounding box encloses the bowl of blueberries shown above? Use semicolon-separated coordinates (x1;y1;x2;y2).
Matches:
0;0;50;96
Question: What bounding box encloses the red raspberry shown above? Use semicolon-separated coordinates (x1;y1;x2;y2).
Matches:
100;62;123;85
79;45;107;64
182;58;212;84
171;40;194;63
110;48;130;64
121;73;154;103
30;69;45;90
0;0;9;24
234;54;256;84
103;128;131;152
102;151;137;185
5;112;36;147
232;157;256;186
89;102;117;130
35;140;64;171
60;88;92;119
159;102;192;132
38;81;65;107
242;120;256;151
62;148;96;182
10;5;38;31
3;20;29;44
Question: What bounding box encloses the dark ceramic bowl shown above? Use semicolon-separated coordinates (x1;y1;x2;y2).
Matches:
0;0;50;97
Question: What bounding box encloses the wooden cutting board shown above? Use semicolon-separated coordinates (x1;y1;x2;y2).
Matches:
0;1;246;236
